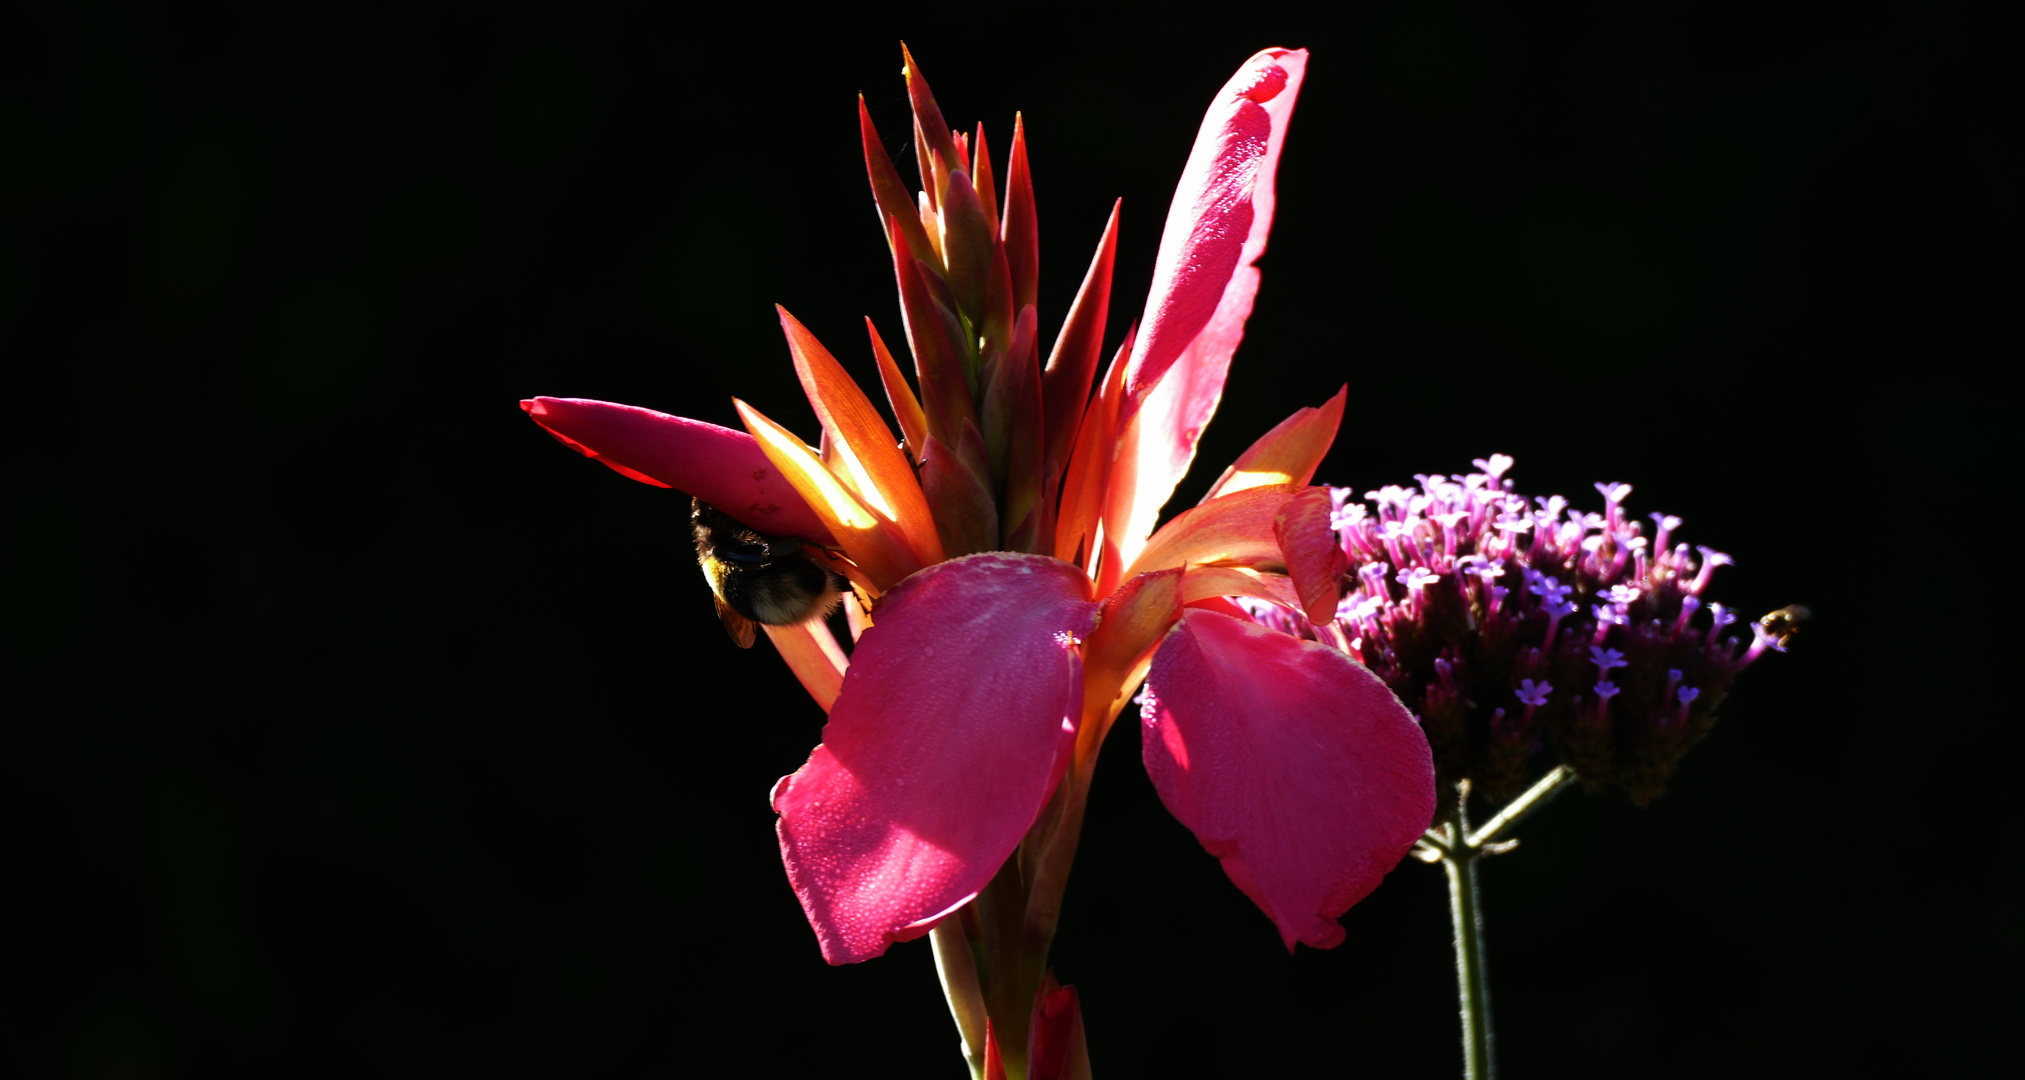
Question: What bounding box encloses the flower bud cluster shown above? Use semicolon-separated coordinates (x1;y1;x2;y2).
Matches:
1243;455;1781;803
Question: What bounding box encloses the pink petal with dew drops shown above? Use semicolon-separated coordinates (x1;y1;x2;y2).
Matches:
1105;49;1307;570
521;397;831;541
772;554;1097;964
1141;608;1434;951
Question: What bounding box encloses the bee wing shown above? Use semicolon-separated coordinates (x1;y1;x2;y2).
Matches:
714;594;758;649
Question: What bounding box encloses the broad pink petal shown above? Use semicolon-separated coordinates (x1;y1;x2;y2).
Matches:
521;397;830;541
772;554;1098;964
1141;608;1434;951
1104;49;1308;569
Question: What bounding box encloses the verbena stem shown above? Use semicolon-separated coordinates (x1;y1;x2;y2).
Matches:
1446;825;1494;1078
1417;766;1575;1080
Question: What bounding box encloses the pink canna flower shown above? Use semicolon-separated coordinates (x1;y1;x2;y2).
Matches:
525;46;1433;1069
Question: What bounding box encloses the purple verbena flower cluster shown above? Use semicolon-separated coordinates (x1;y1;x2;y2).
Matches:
1241;454;1784;803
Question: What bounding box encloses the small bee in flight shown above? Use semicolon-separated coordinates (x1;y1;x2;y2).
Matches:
1757;604;1811;650
691;498;846;648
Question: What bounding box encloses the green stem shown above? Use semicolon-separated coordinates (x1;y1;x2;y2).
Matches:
932;733;1110;1079
1428;767;1575;1080
974;859;1046;1080
1440;783;1495;1080
1468;765;1574;848
930;917;989;1079
1444;840;1494;1080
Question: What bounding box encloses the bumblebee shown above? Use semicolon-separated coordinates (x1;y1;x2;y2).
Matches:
691;498;846;648
1758;604;1811;650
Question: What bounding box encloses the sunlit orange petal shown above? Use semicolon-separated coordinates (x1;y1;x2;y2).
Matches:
865;318;929;466
734;398;922;593
1201;385;1347;502
778;307;945;566
1122;483;1299;582
1052;325;1133;568
1178;564;1304;612
1076;566;1182;765
763;620;850;712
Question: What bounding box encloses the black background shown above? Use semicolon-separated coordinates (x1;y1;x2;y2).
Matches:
6;2;2017;1076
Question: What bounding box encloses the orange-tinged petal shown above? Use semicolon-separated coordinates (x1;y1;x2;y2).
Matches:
1123;483;1300;582
982;1021;1006;1080
971;122;999;238
1178;564;1304;612
1002;114;1038;313
1052;325;1133;568
920;434;998;558
1275;485;1347;624
888;213;976;450
902;44;963;208
734;398;922;594
866;318;929;466
860;96;936;266
1040;201;1118;493
1077;566;1182;762
1201;384;1347;502
778;307;945;566
980;229;1017;364
763;620;849;712
983;306;1044;552
939;168;995;325
917;190;945;264
843;589;874;643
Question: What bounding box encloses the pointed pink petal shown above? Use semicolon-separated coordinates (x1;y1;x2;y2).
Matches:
521;397;830;541
772;554;1097;964
1126;48;1307;400
1141;608;1434;951
1104;49;1308;568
